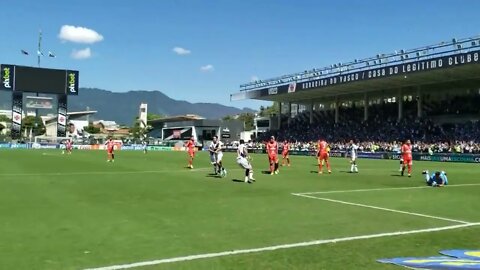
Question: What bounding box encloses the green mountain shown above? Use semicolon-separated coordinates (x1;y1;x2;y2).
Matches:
67;88;255;124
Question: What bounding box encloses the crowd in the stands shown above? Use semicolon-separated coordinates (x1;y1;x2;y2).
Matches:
251;97;480;154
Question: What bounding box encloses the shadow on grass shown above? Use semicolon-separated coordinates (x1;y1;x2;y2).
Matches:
337;170;359;174
232;179;253;184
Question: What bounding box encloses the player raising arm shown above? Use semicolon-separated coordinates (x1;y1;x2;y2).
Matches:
236;139;255;183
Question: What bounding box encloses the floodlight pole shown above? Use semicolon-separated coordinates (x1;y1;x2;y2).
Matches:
35;29;42;118
35;30;46;119
37;29;42;68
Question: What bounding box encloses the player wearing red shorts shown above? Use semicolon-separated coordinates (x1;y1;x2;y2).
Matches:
185;137;196;169
281;140;290;167
401;139;413;177
63;139;73;155
66;139;73;154
106;138;115;162
317;139;331;174
266;136;279;175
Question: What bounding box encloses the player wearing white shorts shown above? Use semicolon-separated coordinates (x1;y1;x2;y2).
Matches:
393;143;403;171
209;136;226;177
347;140;359;173
142;141;148;154
236;139;255;183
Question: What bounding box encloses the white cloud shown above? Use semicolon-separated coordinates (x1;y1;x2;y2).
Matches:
59;25;104;44
71;48;92;59
200;64;214;72
172;47;191;55
251;75;259;82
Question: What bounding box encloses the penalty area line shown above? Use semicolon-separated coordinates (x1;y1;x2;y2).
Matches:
83;223;480;270
293;183;480;195
292;193;472;224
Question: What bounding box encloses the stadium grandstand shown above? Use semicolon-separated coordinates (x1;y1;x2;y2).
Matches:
231;36;480;154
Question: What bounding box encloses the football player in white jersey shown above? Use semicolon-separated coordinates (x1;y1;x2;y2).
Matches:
236;139;255;183
142;140;148;154
209;136;226;177
347;139;359;173
393;142;403;172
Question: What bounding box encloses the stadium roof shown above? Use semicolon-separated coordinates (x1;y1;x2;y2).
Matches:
231;36;480;103
40;110;97;124
245;64;480;103
67;110;97;120
148;114;205;125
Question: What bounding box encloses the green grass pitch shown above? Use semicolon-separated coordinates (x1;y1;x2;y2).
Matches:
0;149;479;270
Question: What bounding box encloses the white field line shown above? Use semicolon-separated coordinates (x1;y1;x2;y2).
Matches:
83;222;480;270
0;168;244;177
294;183;480;195
292;193;471;224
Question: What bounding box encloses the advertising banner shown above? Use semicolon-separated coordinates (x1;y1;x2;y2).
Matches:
66;70;79;95
0;64;79;94
11;91;23;140
416;153;480;163
0;64;14;90
357;152;386;159
147;146;174;151
0;143;10;148
121;145;145;151
9;143;28;149
26;96;53;109
57;94;67;137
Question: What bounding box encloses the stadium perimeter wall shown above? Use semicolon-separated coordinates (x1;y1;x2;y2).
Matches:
1;143;479;163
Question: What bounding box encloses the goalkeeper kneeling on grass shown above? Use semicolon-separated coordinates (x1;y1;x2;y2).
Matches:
422;170;448;187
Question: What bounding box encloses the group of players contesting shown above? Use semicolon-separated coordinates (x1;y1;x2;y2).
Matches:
61;135;447;187
182;136;448;186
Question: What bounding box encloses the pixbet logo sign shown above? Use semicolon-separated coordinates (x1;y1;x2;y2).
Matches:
2;67;11;88
68;72;76;93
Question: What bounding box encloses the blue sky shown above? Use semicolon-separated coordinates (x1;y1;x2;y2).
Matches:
1;0;479;110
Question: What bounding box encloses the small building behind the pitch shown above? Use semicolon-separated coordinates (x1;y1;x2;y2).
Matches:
148;114;244;144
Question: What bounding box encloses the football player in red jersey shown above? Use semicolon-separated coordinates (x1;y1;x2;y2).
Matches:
281;140;290;166
317;139;331;174
63;139;73;155
401;139;413;177
185;137;196;169
266;136;279;175
66;139;73;154
106;138;115;162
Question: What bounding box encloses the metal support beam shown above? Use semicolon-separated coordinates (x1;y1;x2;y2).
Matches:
309;102;314;124
278;102;282;129
398;89;403;122
334;98;339;124
417;87;423;118
363;93;368;121
287;102;292;127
